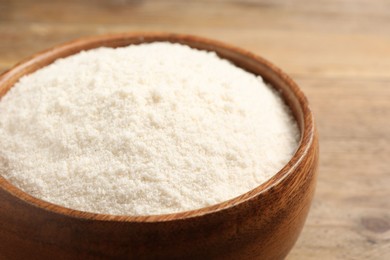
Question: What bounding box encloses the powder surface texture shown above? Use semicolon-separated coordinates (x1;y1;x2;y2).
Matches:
0;43;299;215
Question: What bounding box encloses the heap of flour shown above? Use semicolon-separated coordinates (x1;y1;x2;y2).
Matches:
0;42;299;216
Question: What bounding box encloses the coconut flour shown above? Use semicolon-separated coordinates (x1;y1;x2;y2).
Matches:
0;42;299;215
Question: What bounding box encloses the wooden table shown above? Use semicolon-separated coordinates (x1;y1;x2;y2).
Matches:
1;0;389;259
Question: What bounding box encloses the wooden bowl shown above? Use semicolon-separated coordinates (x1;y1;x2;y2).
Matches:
0;33;318;260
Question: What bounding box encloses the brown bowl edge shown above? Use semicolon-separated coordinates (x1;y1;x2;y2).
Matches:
0;32;316;223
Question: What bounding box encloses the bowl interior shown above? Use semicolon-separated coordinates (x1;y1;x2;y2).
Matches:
0;33;313;222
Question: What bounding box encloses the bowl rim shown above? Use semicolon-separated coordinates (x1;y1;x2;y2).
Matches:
0;32;315;223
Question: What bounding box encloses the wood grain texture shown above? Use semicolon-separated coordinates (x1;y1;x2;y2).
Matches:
0;33;318;259
0;0;389;259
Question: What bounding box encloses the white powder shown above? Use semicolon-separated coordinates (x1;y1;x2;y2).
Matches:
0;42;299;216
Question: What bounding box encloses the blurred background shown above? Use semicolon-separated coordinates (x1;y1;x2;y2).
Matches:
0;0;389;259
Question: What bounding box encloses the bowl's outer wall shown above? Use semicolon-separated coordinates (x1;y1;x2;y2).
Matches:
0;33;319;260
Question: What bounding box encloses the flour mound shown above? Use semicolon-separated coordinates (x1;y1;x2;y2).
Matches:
0;43;299;215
